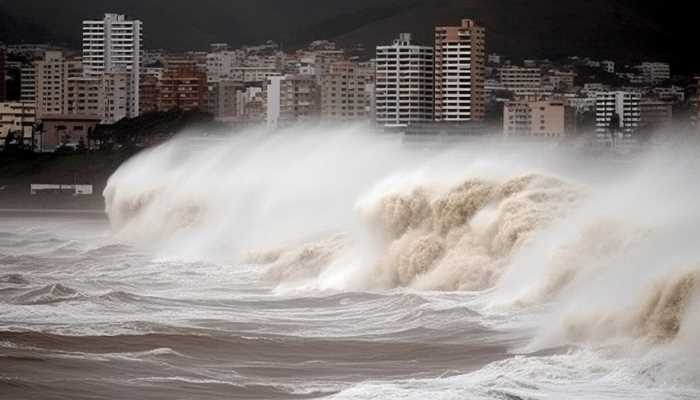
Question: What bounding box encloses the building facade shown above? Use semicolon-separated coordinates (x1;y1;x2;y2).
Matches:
595;91;642;145
640;98;673;131
636;62;671;85
34;51;83;118
0;102;36;140
39;114;101;152
375;33;434;128
499;66;542;96
159;58;208;112
434;19;486;122
266;74;320;128
504;97;567;138
321;60;374;122
20;62;36;103
82;13;143;117
207;80;246;121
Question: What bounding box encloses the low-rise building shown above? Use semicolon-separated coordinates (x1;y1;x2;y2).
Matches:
499;66;542;96
636;62;671;85
0;102;36;142
39;114;101;152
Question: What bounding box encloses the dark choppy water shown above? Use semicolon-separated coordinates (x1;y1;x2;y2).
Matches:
1;215;699;400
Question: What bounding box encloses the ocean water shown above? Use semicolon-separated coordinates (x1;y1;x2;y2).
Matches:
2;127;700;399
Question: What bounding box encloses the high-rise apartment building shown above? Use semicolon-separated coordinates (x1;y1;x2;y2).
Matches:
82;13;143;117
20;63;36;103
34;51;82;118
595;91;641;144
375;33;434;128
321;60;375;122
434;19;486;122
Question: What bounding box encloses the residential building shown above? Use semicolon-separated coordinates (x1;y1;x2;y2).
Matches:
499;66;542;96
640;98;673;131
82;13;143;117
207;80;245;121
0;102;36;140
375;33;434;128
20;62;36;103
34;51;82;118
64;76;102;118
266;74;320;128
504;97;568;138
159;58;208;111
434;19;487;122
544;70;577;92
139;74;160;114
321;59;375;122
100;71;130;123
636;62;671;85
595;91;641;145
64;71;130;124
230;66;280;83
206;50;245;82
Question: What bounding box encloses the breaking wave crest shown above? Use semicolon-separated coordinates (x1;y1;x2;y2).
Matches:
103;127;700;355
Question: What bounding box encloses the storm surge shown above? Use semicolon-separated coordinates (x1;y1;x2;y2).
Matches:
103;126;700;388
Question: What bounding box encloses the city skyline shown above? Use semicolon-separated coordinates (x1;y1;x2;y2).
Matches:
1;1;699;72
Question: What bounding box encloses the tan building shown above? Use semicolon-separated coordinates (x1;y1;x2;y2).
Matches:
504;97;567;138
159;58;208;111
34;51;82;118
434;19;486;122
0;102;36;141
499;66;542;96
64;76;102;118
39;114;101;152
321;59;374;122
64;71;130;124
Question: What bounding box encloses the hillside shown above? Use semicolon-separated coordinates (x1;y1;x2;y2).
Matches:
0;0;697;72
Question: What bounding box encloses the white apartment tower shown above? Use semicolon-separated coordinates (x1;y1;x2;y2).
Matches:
595;91;641;145
82;13;142;118
434;19;486;122
375;33;434;128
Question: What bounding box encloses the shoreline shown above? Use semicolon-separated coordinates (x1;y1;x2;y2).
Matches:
0;208;107;218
